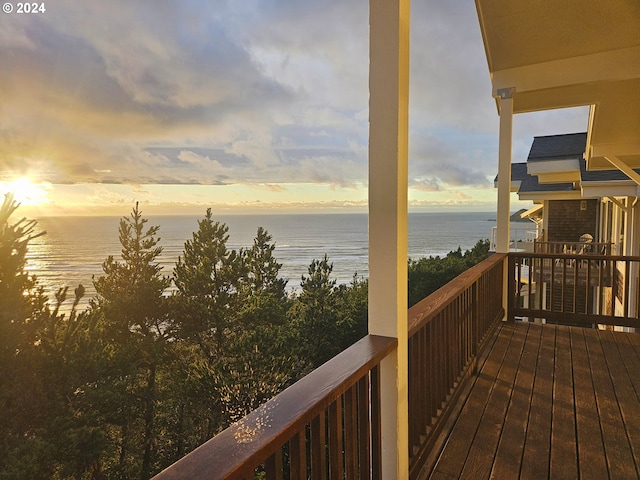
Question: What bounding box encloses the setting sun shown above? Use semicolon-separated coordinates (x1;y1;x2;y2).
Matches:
1;177;51;206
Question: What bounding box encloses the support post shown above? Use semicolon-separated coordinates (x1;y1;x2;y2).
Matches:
496;88;514;254
496;88;514;322
368;0;410;478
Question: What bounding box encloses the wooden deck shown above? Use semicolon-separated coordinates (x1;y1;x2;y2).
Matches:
419;322;640;480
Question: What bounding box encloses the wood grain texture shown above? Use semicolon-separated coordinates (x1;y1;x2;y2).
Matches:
420;323;640;480
152;334;395;480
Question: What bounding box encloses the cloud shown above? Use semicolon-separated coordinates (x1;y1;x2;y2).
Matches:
410;3;497;132
409;128;494;187
0;0;589;206
411;178;442;192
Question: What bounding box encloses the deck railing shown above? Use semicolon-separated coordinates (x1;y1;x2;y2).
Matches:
533;240;614;255
151;250;640;479
406;253;506;478
152;335;396;479
153;254;507;479
509;252;640;328
489;225;538;252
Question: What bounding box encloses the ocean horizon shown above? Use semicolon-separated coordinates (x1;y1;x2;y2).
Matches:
26;211;531;308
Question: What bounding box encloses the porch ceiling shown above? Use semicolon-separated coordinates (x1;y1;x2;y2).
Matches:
475;0;640;170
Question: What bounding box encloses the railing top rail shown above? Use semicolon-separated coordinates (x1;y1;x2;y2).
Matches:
534;241;612;245
408;253;507;336
152;334;396;480
510;252;640;262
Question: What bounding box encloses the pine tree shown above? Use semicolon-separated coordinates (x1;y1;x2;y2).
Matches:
293;254;340;368
173;208;245;355
0;193;45;359
0;195;107;479
171;209;245;438
222;227;297;421
0;194;49;478
92;203;171;480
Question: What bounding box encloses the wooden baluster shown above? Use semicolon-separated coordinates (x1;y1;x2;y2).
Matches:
344;386;358;478
264;449;283;480
289;431;307;480
328;400;343;480
370;366;382;480
573;252;579;314
357;376;371;479
310;413;326;478
624;259;631;319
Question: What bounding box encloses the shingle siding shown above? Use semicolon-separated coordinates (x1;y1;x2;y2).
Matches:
547;199;598;242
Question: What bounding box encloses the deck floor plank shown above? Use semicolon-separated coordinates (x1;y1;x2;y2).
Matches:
457;322;527;479
421;323;640;480
584;328;637;479
519;324;555;480
599;330;640;475
550;325;578;479
570;327;609;480
490;324;541;479
616;333;640;401
427;323;515;480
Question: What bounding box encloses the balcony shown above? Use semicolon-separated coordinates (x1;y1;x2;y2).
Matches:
152;252;640;479
149;2;640;474
510;252;640;329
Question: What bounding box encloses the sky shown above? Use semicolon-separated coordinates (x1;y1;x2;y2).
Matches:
0;0;590;217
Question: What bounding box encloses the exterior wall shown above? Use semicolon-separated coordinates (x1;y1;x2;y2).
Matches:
547;199;599;242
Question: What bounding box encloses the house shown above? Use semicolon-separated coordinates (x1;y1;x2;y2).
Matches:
502;132;640;327
153;1;640;479
508;132;640;256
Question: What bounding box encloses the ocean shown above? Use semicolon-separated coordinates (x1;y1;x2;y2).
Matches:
26;212;506;307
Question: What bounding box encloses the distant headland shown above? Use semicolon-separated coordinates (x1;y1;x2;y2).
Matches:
486;209;532;223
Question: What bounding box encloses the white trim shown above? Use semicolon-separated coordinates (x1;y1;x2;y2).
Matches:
520;203;543;219
582;185;639;199
368;0;409;477
605;156;640;186
518;190;582;201
496;94;514;253
534;172;581;184
591;142;640;158
527;158;581;177
491;46;640;97
607;196;629;213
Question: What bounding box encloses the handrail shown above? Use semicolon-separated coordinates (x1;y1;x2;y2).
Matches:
511;252;640;262
534;240;614;255
408;253;506;335
153;334;396;479
407;253;506;478
154;254;509;479
509;252;640;328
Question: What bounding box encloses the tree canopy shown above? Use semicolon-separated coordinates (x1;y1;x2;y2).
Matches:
0;198;488;479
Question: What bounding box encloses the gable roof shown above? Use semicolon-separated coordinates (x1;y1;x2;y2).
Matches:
508;162;528;182
498;132;640;199
518;174;574;194
494;162;532;193
528;132;587;162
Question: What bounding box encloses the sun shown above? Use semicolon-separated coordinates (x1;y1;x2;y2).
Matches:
1;177;51;206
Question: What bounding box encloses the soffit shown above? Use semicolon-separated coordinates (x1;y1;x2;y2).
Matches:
475;0;640;170
475;0;640;72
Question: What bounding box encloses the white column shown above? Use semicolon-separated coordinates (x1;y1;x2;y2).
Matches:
495;88;514;322
496;88;515;253
369;0;410;478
